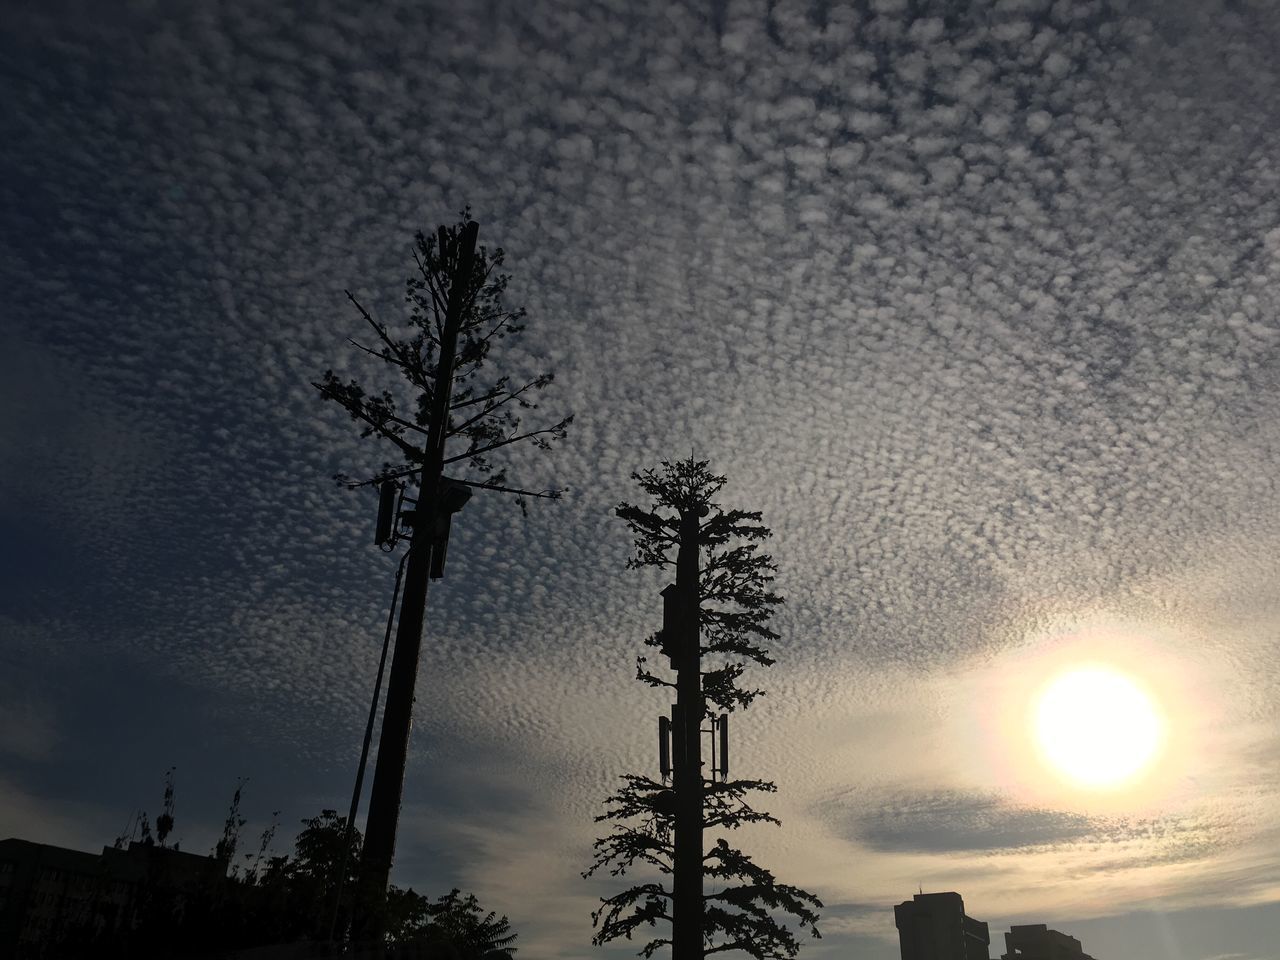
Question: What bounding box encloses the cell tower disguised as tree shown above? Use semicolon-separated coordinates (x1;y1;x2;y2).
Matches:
586;458;821;960
315;211;571;937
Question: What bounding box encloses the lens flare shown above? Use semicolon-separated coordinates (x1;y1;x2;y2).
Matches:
1034;665;1163;789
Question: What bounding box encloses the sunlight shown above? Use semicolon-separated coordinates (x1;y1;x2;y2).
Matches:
951;622;1213;813
1034;665;1164;789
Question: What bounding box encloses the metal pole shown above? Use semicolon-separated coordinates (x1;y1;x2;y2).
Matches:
672;508;703;960
354;221;479;938
329;548;409;944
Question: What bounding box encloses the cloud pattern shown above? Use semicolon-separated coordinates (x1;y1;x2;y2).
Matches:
2;1;1280;957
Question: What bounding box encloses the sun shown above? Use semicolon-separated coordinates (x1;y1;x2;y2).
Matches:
1034;665;1164;789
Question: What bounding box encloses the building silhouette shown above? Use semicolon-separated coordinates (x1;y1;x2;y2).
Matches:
1000;923;1096;960
0;836;226;957
895;891;991;960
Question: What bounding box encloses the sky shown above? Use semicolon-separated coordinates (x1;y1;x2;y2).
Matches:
2;0;1279;958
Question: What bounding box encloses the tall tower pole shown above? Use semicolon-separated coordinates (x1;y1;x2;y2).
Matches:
672;507;704;960
354;220;479;937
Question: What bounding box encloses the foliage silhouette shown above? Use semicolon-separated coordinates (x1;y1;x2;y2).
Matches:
386;887;519;957
49;805;516;959
313;208;572;508
155;767;176;847
213;778;249;866
112;770;178;851
586;458;822;959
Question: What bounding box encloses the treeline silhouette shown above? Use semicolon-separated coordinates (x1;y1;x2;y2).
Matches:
17;779;515;960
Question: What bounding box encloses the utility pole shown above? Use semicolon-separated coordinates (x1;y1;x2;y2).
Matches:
353;220;479;938
672;507;704;960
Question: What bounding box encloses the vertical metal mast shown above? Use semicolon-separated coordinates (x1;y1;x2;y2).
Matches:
672;507;704;960
355;221;479;936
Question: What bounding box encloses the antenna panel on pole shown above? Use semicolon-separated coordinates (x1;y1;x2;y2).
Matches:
670;703;685;780
719;713;728;778
660;583;679;667
428;479;474;580
375;481;398;545
659;715;671;779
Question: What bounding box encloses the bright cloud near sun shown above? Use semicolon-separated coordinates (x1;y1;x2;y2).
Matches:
948;622;1226;815
726;617;1268;942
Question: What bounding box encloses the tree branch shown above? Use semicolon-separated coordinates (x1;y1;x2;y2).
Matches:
442;420;571;465
345;291;430;391
446;374;552;438
451;477;563;500
313;380;425;464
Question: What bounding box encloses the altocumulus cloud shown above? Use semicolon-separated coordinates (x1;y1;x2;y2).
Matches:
2;0;1280;957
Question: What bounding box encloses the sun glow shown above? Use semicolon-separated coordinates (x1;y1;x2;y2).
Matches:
955;624;1211;810
1034;665;1164;789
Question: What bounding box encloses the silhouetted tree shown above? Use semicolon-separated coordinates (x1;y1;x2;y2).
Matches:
387;888;518;958
213;778;248;867
156;767;176;848
586;458;821;960
112;770;178;852
277;808;363;938
241;808;280;884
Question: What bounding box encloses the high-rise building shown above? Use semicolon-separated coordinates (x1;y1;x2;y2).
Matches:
895;891;991;960
1000;923;1096;960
